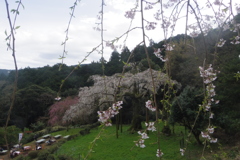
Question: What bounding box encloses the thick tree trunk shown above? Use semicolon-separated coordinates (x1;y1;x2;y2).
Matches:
192;130;202;145
128;115;143;133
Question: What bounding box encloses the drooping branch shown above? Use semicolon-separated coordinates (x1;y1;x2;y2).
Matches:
60;0;80;69
140;0;161;156
4;0;21;151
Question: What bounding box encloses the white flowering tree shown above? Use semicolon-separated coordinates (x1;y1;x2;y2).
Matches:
62;69;180;126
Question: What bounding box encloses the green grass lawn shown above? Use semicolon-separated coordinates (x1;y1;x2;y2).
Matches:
54;124;204;160
50;128;80;137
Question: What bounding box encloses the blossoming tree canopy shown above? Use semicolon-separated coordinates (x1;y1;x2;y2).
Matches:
62;69;181;125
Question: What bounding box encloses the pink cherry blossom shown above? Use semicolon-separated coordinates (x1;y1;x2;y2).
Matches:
145;122;156;132
217;39;226;47
138;131;149;139
54;97;61;101
209;113;214;119
145;22;157;30
207;127;214;134
210;138;218;143
135;139;146;148
163;43;175;51
125;10;135;19
180;148;185;156
145;100;156;111
201;131;210;139
156;149;164;157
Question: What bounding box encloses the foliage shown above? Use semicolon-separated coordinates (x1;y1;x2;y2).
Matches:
46;154;57;160
12;84;55;129
14;155;27;160
0;73;7;81
50;126;66;132
34;129;50;138
170;86;206;144
214;45;240;135
0;125;21;146
38;149;51;160
227;146;239;159
138;58;160;72
167;39;202;88
105;51;123;76
48;144;59;154
30;121;45;132
5;63;98;99
0;81;13;126
27;150;39;159
20;133;35;144
57;154;73;160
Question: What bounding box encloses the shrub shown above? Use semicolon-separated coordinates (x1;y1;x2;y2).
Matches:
30;121;45;132
27;150;38;159
47;127;52;132
35;129;48;138
21;133;35;144
51;126;66;132
48;144;59;154
227;146;239;159
46;154;56;160
79;127;90;136
57;139;67;145
38;150;50;160
57;154;73;160
14;155;26;160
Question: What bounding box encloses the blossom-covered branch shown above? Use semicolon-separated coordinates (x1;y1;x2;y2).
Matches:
97;101;123;126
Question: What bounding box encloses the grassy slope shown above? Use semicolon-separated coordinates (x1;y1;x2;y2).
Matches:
55;124;203;160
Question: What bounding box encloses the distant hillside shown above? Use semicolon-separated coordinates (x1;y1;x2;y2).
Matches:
0;69;12;75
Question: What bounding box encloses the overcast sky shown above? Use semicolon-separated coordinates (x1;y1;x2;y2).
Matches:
0;0;162;69
1;0;239;70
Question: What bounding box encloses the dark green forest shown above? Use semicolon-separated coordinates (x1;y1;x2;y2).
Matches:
0;18;240;142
